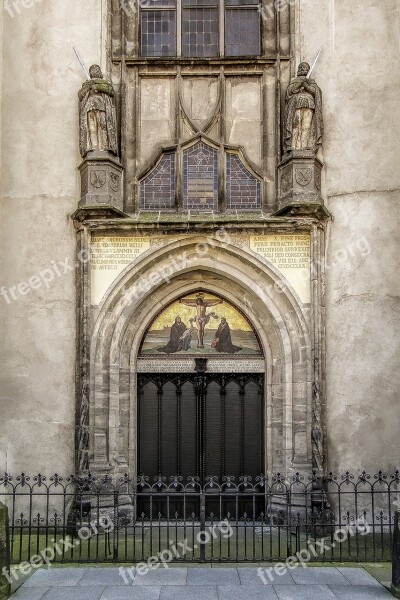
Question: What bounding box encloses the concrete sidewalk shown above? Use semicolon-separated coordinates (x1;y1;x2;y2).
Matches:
11;565;393;599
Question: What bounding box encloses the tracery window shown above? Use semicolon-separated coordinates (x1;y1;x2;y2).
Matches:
139;141;261;211
140;153;175;209
140;0;261;57
183;142;218;210
226;153;261;209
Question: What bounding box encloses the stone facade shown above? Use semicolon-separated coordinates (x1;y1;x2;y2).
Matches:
0;0;399;478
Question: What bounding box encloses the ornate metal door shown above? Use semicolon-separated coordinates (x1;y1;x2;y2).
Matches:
138;373;264;484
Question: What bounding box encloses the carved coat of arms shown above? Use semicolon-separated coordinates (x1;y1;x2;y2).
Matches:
110;172;120;192
91;170;106;188
295;168;313;187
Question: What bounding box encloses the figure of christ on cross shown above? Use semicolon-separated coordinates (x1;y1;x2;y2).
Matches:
179;293;223;349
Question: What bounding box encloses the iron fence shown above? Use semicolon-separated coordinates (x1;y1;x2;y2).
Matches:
1;470;399;564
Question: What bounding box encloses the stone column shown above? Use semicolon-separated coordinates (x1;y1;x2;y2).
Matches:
0;502;10;600
392;509;400;598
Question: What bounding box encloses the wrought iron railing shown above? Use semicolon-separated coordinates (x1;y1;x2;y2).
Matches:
0;470;399;564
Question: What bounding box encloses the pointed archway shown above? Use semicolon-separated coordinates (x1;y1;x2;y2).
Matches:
84;234;314;479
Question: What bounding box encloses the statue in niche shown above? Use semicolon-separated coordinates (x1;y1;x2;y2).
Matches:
284;62;324;154
78;65;118;158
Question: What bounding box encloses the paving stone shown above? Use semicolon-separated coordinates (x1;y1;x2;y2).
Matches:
218;584;279;599
41;587;105;600
238;566;295;585
100;586;161;599
337;567;381;586
187;567;240;585
11;588;49;599
79;568;132;586
22;568;87;588
160;586;218;600
330;585;393;599
290;566;348;585
274;585;338;600
132;567;187;586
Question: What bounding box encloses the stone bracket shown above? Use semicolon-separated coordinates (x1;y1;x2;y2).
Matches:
276;151;329;218
79;151;124;213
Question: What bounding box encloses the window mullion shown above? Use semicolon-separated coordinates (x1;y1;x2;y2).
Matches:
219;0;225;57
177;0;182;56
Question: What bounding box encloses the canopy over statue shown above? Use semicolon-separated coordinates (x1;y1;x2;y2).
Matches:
284;62;324;154
78;65;118;158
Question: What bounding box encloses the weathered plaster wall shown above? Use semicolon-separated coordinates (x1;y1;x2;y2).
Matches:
0;0;399;476
299;0;400;472
0;1;106;473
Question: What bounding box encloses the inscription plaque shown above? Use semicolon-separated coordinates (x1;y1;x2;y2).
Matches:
250;234;311;304
137;358;265;373
91;235;150;305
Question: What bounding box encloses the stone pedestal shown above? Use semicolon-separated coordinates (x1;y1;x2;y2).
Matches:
79;151;124;212
276;151;328;217
0;502;10;600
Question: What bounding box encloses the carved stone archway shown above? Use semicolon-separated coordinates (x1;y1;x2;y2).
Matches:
82;234;317;480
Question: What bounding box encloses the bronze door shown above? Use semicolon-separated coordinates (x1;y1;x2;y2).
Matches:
138;373;264;484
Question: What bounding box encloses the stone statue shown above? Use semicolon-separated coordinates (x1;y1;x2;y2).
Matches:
284;62;323;154
78;65;118;158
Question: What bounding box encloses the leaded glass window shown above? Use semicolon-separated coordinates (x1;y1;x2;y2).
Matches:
139;0;260;57
225;0;260;56
140;0;177;57
140;154;176;209
226;153;261;209
182;0;219;58
183;142;218;210
140;146;261;211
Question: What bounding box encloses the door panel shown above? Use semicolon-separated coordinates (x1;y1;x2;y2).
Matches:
138;373;264;484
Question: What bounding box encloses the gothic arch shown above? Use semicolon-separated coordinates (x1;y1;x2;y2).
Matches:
88;234;313;478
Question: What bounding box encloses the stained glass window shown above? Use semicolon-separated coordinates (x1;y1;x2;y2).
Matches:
140;154;176;210
226;153;261;209
183;142;218;210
